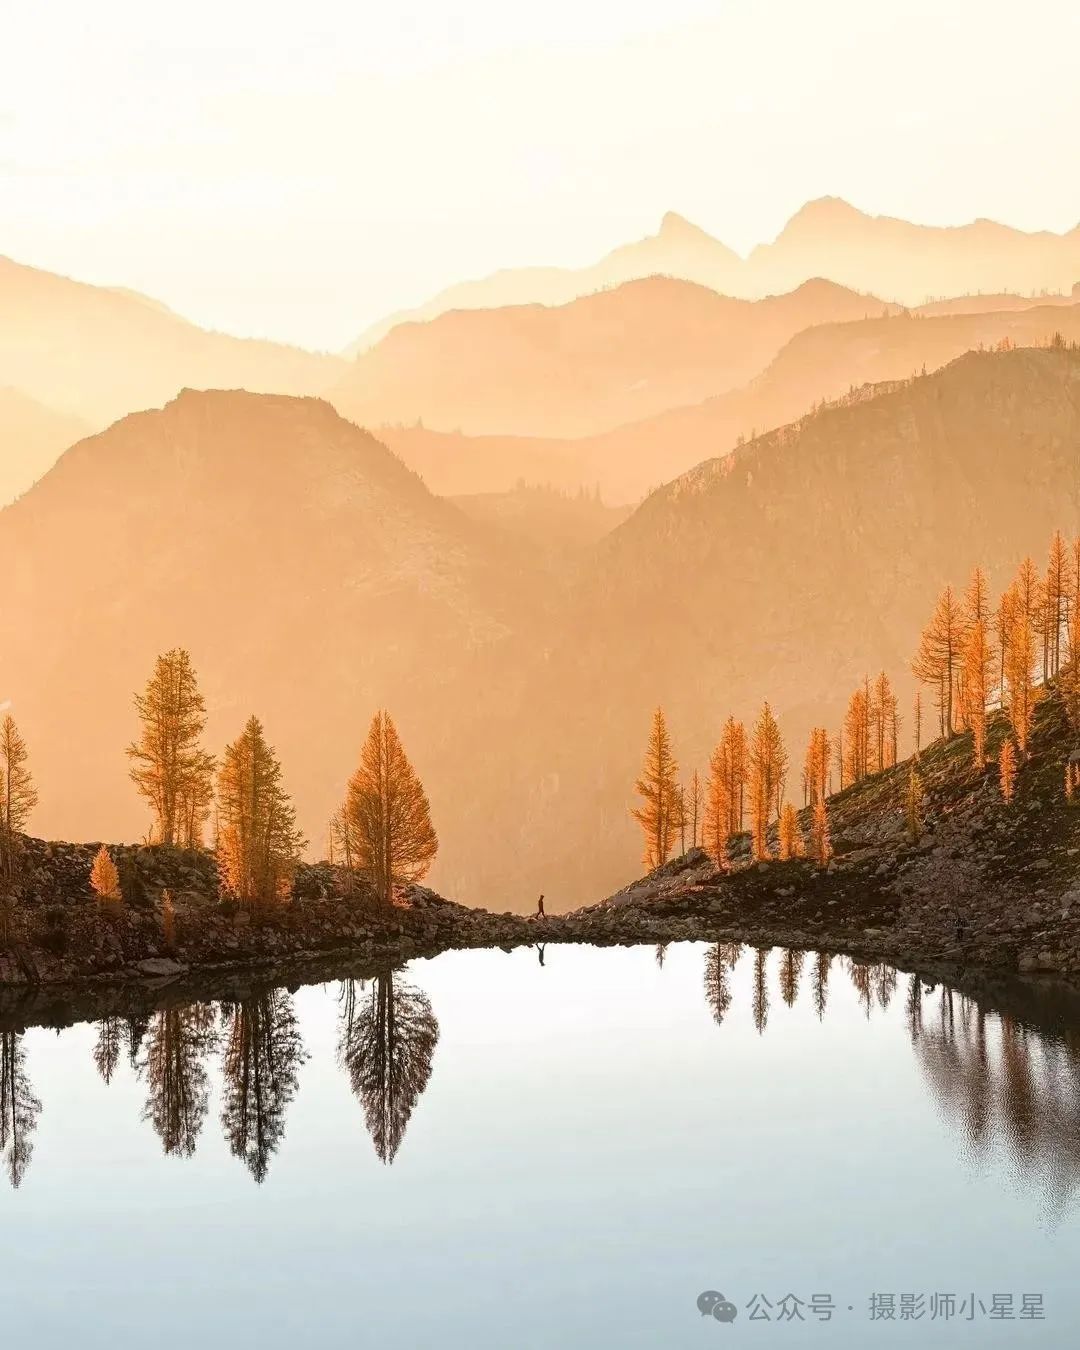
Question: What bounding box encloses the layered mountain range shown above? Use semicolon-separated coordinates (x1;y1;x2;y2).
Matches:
4;348;1078;908
346;198;1080;349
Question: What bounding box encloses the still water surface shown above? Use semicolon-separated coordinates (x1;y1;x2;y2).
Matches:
2;942;1079;1348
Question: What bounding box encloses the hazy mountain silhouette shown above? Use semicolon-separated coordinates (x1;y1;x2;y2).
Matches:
0;388;90;507
0;389;546;859
345;211;744;353
379;303;1080;503
465;346;1080;901
0;255;343;429
333;276;889;439
451;485;632;563
749;198;1080;304
351;201;1080;348
4;350;1079;906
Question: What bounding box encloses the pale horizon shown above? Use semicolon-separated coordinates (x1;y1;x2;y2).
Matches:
4;0;1080;349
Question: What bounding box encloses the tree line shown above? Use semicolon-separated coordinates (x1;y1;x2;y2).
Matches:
631;526;1080;872
0;648;439;913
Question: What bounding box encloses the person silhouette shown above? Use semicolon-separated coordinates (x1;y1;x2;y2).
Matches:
537;944;546;967
537;894;546;919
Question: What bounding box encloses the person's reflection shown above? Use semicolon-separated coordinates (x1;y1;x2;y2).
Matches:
220;990;306;1183
141;1004;218;1158
537;944;546;968
0;1029;40;1188
339;968;438;1164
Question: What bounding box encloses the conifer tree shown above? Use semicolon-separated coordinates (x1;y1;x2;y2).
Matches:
912;585;963;738
803;727;830;808
687;771;702;850
778;802;802;860
1045;530;1070;678
913;690;922;754
630;708;681;870
702;742;731;867
127;650;215;847
1004;566;1040;754
810;797;831;864
749;702;787;861
90;845;121;902
0;716;37;877
343;711;439;903
216;716;305;907
842;685;870;783
962;567;994;767
998;737;1017;804
870;672;898;772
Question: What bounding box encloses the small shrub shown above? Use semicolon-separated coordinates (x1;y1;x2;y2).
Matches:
90;846;121;903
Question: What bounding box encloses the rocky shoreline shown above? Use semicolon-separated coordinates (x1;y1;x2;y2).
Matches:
3;687;1079;1020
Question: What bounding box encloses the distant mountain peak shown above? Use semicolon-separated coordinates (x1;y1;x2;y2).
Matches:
656;211;716;243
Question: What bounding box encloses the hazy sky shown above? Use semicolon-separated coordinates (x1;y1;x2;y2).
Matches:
3;0;1079;350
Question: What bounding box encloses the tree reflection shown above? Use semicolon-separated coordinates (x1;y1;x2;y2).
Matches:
221;991;307;1183
93;1017;123;1084
914;993;1080;1204
339;968;439;1164
703;942;741;1027
0;1030;41;1188
778;949;804;1008
752;948;770;1035
811;952;832;1020
141;1004;218;1158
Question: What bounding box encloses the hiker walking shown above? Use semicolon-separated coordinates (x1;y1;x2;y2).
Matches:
537;893;546;919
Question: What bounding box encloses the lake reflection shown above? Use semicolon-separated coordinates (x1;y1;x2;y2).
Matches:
2;943;1080;1347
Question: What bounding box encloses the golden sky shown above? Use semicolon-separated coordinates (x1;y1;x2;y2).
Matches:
3;0;1079;350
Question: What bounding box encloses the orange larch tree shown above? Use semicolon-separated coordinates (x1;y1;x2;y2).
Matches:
749;702;787;861
962;566;995;767
912;585;964;739
630;708;681;871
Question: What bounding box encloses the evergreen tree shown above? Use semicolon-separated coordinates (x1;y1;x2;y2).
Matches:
702;741;730;867
1004;562;1042;754
1045;530;1070;677
216;716;305;907
0;715;37;878
343;711;439;904
810;797;831;863
630;708;681;870
999;738;1018;804
127;650;215;847
842;684;870;783
778;802;802;860
749;703;787;861
912;585;963;737
803;727;830;807
962;567;994;766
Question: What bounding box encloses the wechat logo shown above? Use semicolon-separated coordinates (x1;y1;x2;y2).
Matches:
698;1290;738;1323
